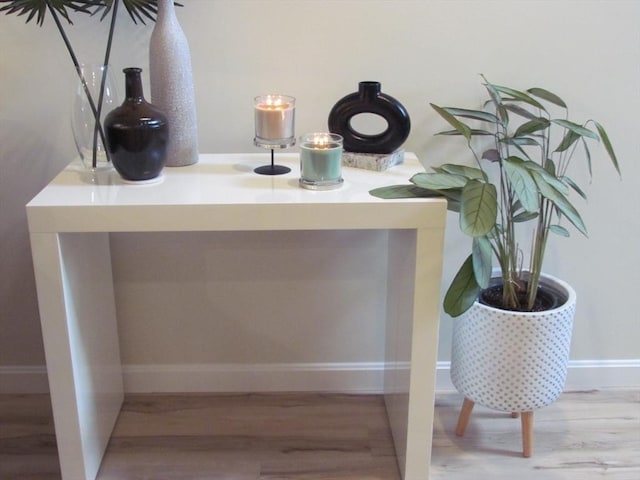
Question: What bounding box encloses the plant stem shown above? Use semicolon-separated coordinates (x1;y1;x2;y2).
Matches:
93;0;120;166
496;115;519;309
46;0;110;168
527;199;552;309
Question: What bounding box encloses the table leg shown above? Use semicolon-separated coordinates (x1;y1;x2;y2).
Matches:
384;227;445;479
30;232;124;480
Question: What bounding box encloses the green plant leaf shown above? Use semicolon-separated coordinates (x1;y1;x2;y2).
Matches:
443;255;481;317
411;172;468;190
482;149;500;162
523;161;569;194
555;129;581;152
593;121;621;176
581;136;594;179
97;0;183;24
491;84;546;110
514;118;550;138
442;107;500;123
460;180;497;237
0;0;96;25
513;211;538;222
436;129;494;136
438;164;486;181
501;137;540;147
549;224;571;237
503;103;538;120
527;87;567;108
430;103;472;141
472;236;492;288
503;157;540;213
531;172;588;236
544;158;557;175
446;199;461;213
369;184;442;199
552;119;599;140
561;175;587;200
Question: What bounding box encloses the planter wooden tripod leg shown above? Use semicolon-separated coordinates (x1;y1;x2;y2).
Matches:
455;397;534;457
521;411;534;457
455;397;475;436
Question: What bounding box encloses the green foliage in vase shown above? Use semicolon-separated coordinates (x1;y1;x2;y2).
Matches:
0;0;178;167
371;76;620;317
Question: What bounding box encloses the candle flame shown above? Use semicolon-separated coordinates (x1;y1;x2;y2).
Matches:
266;95;284;107
312;135;330;147
258;95;291;111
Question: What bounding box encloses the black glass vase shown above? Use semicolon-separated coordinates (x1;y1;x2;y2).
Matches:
328;81;411;154
105;68;168;182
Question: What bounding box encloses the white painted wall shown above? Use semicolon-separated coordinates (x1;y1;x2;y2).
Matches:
1;0;639;392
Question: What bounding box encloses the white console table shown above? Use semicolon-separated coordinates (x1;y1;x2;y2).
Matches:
27;153;446;480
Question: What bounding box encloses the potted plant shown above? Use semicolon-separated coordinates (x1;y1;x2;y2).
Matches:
371;75;619;457
0;0;170;169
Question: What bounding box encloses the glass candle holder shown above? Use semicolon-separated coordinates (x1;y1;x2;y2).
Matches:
299;132;344;190
254;94;296;148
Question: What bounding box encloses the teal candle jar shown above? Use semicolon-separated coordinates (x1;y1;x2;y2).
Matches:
299;132;344;190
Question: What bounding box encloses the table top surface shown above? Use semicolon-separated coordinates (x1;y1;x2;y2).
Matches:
27;153;447;233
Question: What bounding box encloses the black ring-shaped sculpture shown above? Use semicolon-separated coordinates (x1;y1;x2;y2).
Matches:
328;81;411;154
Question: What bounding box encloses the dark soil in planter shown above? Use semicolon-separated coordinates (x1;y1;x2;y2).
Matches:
479;283;563;312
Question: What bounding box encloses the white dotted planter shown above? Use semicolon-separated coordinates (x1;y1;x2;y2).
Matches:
451;272;576;413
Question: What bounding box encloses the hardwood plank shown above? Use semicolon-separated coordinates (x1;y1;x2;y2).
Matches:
431;389;640;479
0;394;61;479
0;390;637;480
103;393;399;480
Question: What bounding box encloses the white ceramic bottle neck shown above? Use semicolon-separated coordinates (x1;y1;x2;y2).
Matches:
156;0;177;24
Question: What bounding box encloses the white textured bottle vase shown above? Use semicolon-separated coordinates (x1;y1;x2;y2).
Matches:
149;0;199;166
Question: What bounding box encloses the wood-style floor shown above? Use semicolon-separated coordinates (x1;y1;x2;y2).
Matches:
1;389;638;479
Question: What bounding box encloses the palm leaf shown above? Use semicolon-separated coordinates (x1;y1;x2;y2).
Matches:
103;0;154;23
97;0;181;23
0;0;97;25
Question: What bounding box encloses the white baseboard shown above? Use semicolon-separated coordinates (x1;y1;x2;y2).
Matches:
0;365;49;394
122;362;385;394
2;360;638;394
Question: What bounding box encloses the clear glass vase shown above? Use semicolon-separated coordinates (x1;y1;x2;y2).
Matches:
71;64;118;171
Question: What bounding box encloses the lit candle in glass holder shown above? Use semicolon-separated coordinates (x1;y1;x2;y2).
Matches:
254;94;296;148
299;132;344;190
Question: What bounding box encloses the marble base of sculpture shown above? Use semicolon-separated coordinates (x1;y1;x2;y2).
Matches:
341;149;404;171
